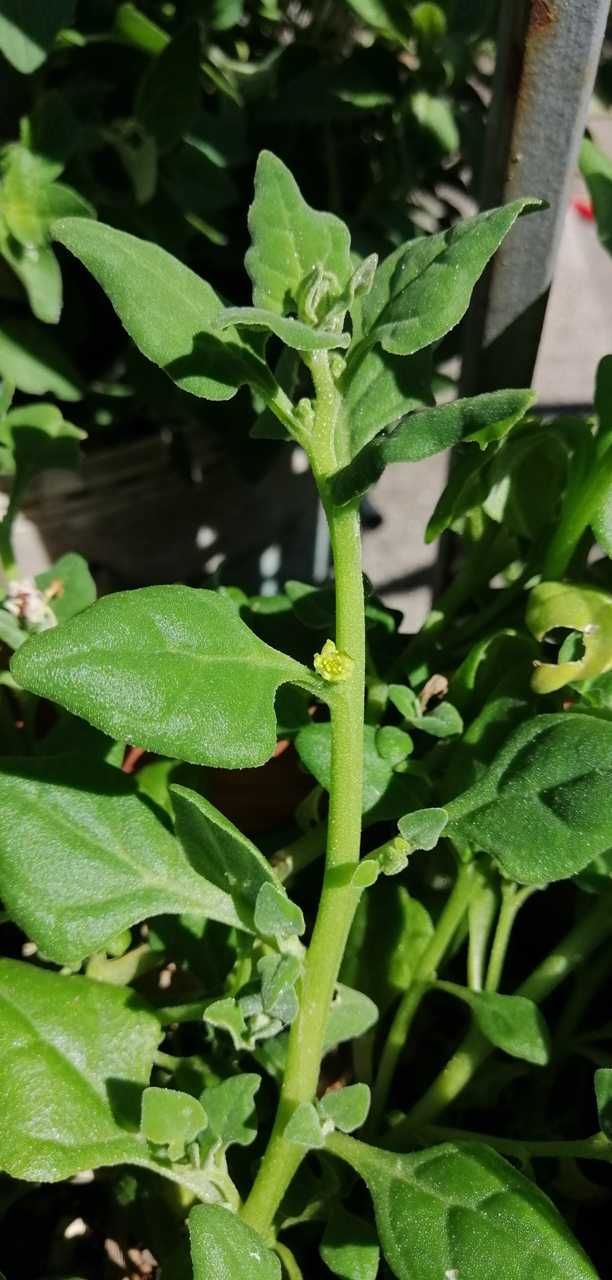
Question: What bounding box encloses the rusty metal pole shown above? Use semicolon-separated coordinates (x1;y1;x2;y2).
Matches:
462;0;609;394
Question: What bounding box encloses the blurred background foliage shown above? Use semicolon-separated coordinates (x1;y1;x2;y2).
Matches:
0;0;499;464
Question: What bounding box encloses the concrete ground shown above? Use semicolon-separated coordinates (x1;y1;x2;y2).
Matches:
362;115;612;631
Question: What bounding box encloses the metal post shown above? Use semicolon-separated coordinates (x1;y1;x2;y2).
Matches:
462;0;609;393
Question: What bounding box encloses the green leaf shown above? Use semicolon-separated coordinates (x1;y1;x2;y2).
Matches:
411;4;446;44
141;1087;207;1161
36;553;96;622
593;484;612;557
258;953;300;1021
388;684;463;739
330;1136;598;1279
0;755;242;966
114;2;169;54
0;958;161;1181
319;1084;371;1133
246;151;352;317
0;0;75;73
296;721;410;816
527;582;612;693
414;701;463;739
204;997;247;1050
331;390;534;506
446;714;612;883
343;0;411;42
387;683;420;719
201;1074;260;1149
189;1203;281;1280
580;138;612;255
2;146;94;246
0;233;62;323
342;882;433;1015
11;586;311;768
171;784;280;925
468;991;550;1065
324;984;378;1052
594;1068;612;1139
286;1102;326;1149
253;882;305;939
340;346;433;454
0;403;84;510
375;725;413;764
320;1207;380;1280
398;807;448;851
217;306;350;351
361;201;541;356
411;92;459;155
0;314;82;399
52;219;271;401
136;23;201;151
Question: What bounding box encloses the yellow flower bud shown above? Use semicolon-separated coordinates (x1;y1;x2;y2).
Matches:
314;638;354;683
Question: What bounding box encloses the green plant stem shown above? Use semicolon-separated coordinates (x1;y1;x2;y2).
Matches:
485;883;538;994
241;361;365;1236
385;893;612;1147
275;1240;304;1280
418;1125;612;1164
467;872;498;991
368;860;482;1135
0;514;16;579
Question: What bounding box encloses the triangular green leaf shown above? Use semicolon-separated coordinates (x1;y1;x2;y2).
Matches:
246;151;352;317
52;219;271;401
360;199;542;356
468;991;550;1065
0;755;242;966
329;1135;598;1279
201;1074;261;1149
398;807;448;851
331;390;534;505
254;882;305;939
285;1101;325;1149
446;714;612;883
12;586;312;768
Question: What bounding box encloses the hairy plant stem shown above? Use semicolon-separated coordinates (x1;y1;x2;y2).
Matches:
368;860;483;1135
241;356;365;1238
385;892;612;1148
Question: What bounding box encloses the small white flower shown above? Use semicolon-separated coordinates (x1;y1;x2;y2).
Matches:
3;579;56;629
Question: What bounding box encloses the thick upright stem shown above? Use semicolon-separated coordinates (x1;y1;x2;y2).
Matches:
241;364;365;1236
